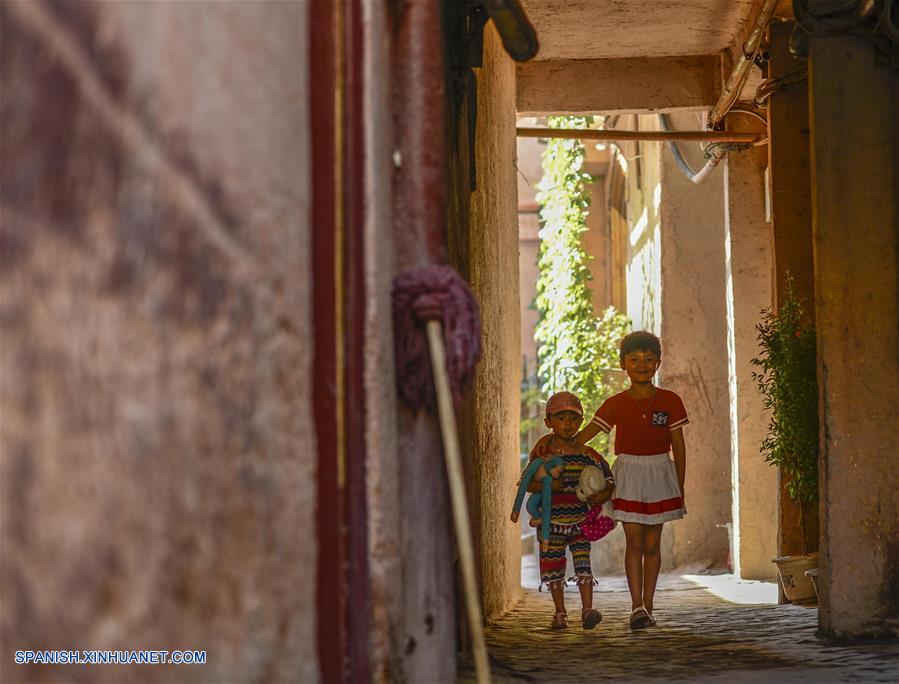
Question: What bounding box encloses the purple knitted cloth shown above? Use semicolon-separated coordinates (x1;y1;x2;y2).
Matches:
392;265;482;409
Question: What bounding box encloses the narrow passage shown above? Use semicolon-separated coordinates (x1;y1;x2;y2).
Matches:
462;566;899;683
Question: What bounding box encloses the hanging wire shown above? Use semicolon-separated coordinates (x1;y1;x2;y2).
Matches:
753;68;808;107
727;108;769;126
728;107;771;147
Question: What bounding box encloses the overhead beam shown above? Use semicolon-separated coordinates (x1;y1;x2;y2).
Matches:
517;56;720;115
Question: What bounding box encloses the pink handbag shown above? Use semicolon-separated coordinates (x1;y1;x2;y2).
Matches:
580;506;616;541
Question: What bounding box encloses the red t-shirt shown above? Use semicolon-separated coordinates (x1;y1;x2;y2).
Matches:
590;388;688;455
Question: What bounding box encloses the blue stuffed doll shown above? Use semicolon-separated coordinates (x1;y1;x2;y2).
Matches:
510;456;565;551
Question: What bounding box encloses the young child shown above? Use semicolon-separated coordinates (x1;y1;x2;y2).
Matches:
524;391;614;631
576;331;688;630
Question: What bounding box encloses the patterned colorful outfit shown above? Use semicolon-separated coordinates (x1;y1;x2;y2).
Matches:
590;388;689;525
527;437;613;587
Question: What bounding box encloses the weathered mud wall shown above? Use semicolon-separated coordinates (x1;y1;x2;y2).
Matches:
724;124;778;581
659;111;731;570
809;36;899;639
466;24;522;621
1;2;316;681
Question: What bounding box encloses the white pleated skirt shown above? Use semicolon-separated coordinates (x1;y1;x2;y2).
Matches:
612;453;686;525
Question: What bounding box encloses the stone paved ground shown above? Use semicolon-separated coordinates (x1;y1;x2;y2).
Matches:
459;556;899;683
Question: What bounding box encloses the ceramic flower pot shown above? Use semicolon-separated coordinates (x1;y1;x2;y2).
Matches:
805;568;819;601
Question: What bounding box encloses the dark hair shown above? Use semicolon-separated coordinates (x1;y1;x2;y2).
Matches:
620;331;661;359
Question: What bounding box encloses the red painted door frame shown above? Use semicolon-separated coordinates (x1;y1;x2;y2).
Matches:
310;0;369;681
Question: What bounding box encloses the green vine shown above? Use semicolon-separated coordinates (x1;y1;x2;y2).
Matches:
533;116;631;454
751;274;819;506
519;377;542;454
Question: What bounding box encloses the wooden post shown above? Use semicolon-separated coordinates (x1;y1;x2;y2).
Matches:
767;22;819;575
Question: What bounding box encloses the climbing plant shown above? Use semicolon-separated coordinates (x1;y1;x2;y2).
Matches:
519;371;542;455
751;274;819;507
533;116;631;454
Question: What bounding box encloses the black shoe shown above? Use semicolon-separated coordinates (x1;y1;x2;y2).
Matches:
582;608;603;630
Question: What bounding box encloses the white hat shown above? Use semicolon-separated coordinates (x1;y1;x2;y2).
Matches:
575;465;607;502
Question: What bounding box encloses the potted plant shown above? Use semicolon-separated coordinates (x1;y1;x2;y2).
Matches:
752;275;819;603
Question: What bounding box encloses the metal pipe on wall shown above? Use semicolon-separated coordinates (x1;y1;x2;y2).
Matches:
658;113;731;184
708;0;779;129
753;68;807;107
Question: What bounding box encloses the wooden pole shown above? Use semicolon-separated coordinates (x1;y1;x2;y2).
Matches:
425;320;491;684
517;127;759;144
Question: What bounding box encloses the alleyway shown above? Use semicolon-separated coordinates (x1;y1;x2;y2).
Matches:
460;560;899;683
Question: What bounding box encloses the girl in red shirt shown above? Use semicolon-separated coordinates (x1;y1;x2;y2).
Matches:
577;331;688;631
